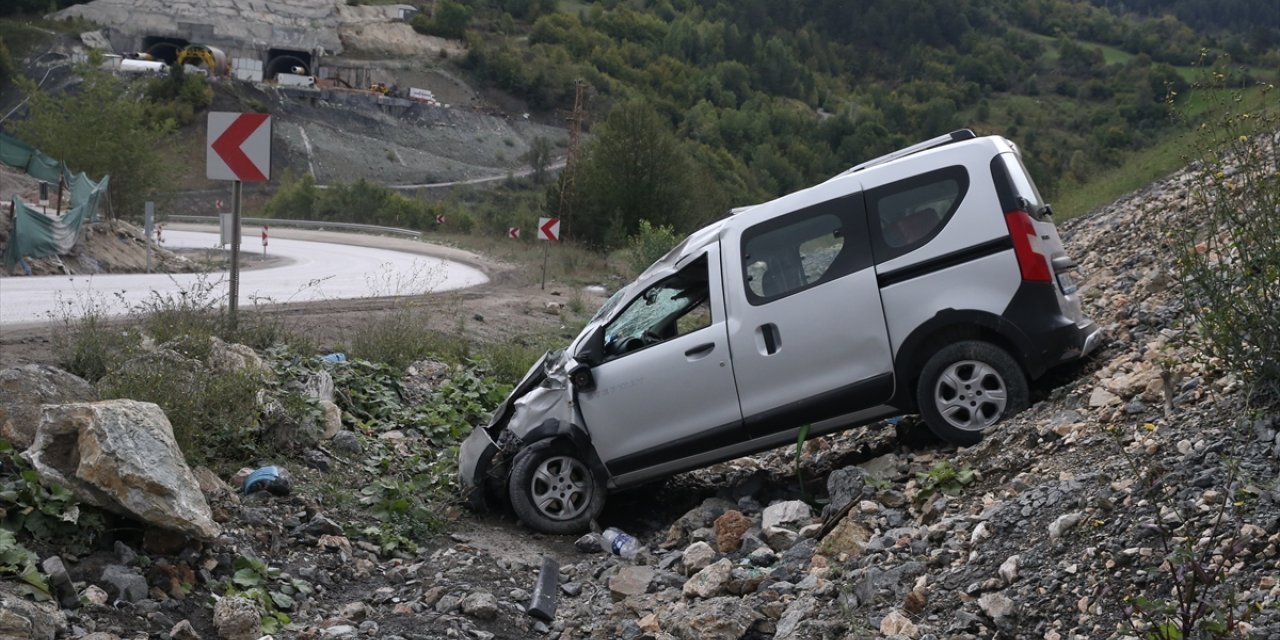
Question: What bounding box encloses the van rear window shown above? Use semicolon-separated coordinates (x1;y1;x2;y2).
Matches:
867;165;969;263
997;153;1046;211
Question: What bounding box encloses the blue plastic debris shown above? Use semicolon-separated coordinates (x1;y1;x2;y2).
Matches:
320;353;347;364
243;466;291;496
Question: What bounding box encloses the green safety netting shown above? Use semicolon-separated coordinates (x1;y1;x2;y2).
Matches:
1;131;111;268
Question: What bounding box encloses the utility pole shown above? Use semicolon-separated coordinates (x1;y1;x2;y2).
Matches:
556;80;586;242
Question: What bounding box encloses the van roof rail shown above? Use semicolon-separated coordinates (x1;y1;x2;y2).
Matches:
835;129;977;177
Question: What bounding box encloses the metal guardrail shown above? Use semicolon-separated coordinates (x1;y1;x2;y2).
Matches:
166;215;422;239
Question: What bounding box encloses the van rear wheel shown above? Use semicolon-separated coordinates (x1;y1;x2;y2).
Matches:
917;341;1028;446
508;439;604;535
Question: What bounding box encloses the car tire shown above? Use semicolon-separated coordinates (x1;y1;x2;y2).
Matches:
508;439;605;535
916;340;1029;446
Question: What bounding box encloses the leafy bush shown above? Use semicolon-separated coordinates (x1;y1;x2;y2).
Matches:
1175;73;1280;397
99;357;264;467
0;37;14;88
11;67;175;215
410;0;472;39
627;219;681;275
1;438;105;599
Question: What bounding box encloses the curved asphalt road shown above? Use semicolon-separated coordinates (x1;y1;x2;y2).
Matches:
0;230;489;326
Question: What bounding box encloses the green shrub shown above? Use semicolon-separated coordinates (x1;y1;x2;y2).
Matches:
0;37;14;88
99;358;263;466
627;219;681;275
349;306;464;371
1175;74;1280;397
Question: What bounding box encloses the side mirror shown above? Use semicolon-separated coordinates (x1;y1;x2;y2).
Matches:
569;364;596;392
576;325;606;366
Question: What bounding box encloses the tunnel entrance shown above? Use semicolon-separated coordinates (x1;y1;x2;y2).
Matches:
142;36;189;64
265;48;313;79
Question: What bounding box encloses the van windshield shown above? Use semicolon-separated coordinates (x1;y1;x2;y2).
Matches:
589;286;630;324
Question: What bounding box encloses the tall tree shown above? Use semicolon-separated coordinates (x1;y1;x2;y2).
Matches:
11;68;175;216
572;99;695;249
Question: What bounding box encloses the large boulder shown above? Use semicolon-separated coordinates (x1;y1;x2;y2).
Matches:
0;365;97;450
659;596;762;640
0;582;67;640
22;400;220;540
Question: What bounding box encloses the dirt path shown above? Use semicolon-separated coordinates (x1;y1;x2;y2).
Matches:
0;225;604;368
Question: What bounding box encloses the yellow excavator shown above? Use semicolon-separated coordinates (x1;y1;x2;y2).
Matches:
369;82;390;95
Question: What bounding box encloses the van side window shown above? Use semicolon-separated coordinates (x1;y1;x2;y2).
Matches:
741;194;870;305
869;166;969;262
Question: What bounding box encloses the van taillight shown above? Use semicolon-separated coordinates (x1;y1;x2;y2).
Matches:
1004;210;1052;282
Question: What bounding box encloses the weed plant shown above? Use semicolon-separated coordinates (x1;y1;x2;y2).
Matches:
1175;56;1280;399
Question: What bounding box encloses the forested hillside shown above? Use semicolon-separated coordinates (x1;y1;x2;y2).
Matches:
448;0;1279;247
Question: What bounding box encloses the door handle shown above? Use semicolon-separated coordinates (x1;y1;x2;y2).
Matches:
685;343;715;359
759;323;780;355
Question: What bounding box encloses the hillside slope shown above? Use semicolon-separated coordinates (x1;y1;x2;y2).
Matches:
2;144;1277;640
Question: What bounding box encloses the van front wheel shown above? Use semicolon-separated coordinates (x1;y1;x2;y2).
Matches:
917;341;1028;446
508;439;604;535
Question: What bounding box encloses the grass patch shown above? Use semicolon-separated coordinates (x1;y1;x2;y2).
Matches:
1055;84;1271;220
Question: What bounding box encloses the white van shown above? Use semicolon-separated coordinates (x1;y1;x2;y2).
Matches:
459;130;1102;533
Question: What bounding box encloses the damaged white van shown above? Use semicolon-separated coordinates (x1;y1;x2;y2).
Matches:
459;130;1102;534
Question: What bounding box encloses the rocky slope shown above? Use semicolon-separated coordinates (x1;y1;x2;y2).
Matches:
2;162;1279;640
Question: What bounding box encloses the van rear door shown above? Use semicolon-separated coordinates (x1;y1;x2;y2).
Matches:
994;152;1087;326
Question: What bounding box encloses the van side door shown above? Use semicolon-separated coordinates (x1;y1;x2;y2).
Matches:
723;192;895;437
576;246;744;479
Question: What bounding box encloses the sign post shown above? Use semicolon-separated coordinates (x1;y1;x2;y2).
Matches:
537;217;560;290
144;201;154;274
207;112;272;329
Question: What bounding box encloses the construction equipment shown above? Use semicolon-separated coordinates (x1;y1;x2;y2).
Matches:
177;45;229;77
369;82;390;95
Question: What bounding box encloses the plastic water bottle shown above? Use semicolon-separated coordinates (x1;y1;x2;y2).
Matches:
602;527;642;560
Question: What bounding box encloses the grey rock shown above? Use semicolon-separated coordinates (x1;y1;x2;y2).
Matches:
300;514;344;537
978;592;1016;621
331;430;362;454
748;546;777;567
460;591;498;620
213;596;259;640
169;619;201;640
0;364;96;450
775;595;817;639
681;541;716;575
435;594;461;613
114;541;139;565
560;582;582;597
0;582;67;640
575;532;604;553
41;556;79;609
1049;512;1083;540
206;337;269;376
100;564;148;603
682;558;733;599
320;625;358;639
23;400;219;540
825;466;866;513
762;500;812;531
608;566;654;601
859;453;901;481
999;554;1020;584
659;596;762;640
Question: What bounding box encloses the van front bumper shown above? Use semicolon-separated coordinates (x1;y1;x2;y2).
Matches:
458;427;499;510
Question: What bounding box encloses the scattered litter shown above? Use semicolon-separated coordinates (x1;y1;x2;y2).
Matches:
320;353;347;364
243;465;291;496
527;556;559;622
